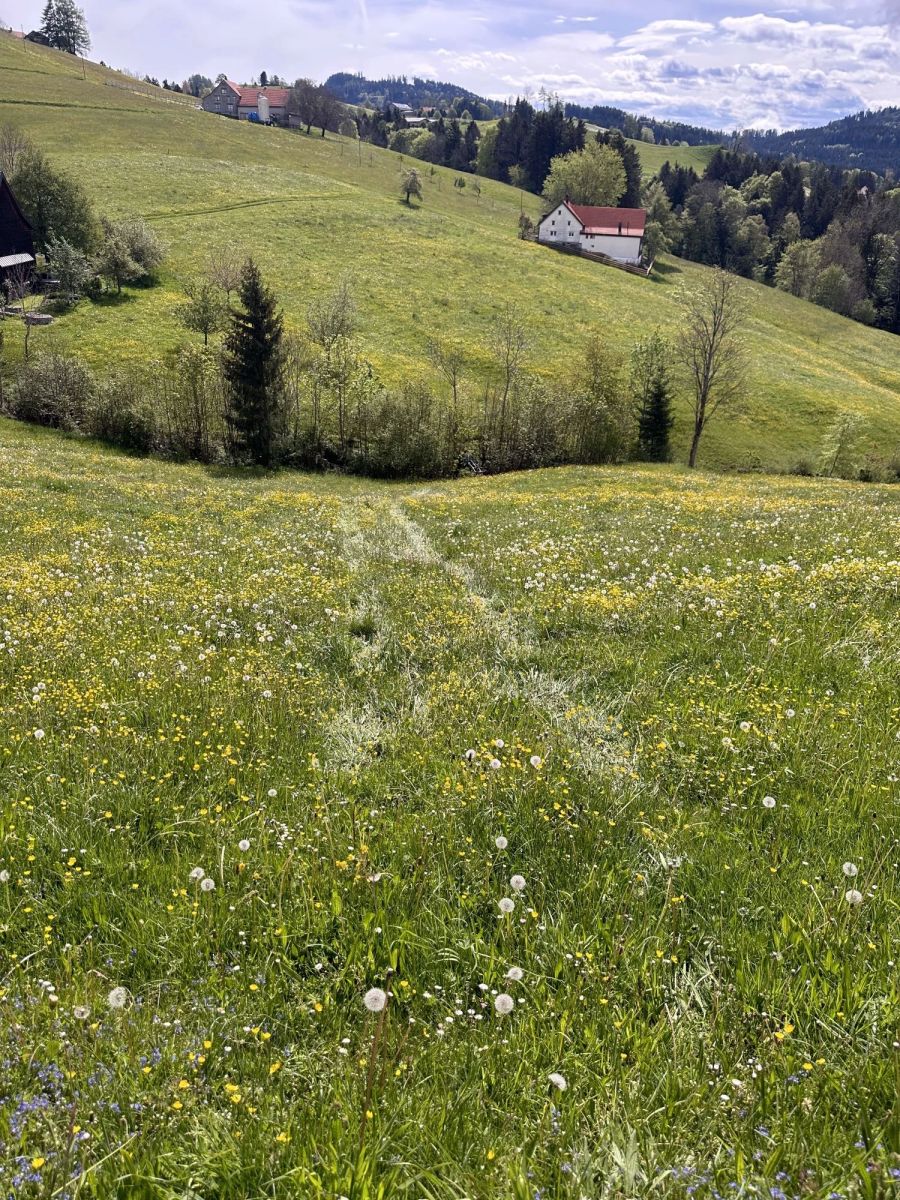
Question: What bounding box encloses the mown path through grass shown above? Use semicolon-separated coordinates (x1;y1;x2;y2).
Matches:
0;427;897;1199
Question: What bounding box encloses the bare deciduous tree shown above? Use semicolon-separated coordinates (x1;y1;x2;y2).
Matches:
207;252;243;306
307;277;356;357
4;265;40;361
427;337;466;408
675;269;749;468
0;122;32;179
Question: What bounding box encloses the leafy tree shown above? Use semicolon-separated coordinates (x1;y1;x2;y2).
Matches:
259;71;268;88
813;264;854;316
223;260;285;466
642;180;676;263
46;234;92;305
308;277;356;355
541;142;626;210
818;411;864;478
675;269;749;469
94;225;141;293
631;332;674;461
774;241;821;299
177;281;227;345
400;167;423;205
11;147;97;252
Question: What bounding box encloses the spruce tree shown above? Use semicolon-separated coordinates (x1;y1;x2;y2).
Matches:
53;0;90;54
40;0;60;46
631;331;674;462
223;260;284;466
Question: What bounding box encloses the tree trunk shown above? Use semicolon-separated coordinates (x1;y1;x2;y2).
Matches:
688;424;702;468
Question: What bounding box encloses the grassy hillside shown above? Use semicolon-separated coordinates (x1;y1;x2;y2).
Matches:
0;418;897;1197
1;36;899;470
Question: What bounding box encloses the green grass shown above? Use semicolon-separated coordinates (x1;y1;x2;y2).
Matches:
1;36;900;472
628;137;719;177
0;418;897;1197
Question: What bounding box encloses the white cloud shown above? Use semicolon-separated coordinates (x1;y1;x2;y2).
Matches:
1;0;897;131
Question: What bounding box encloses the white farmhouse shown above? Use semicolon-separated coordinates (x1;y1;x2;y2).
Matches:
537;200;647;266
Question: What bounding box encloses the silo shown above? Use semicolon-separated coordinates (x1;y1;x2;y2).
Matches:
258;94;270;124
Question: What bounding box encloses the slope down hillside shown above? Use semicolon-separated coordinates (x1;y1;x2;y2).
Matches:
1;34;899;471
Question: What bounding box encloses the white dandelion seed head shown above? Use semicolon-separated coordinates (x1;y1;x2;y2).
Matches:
494;836;508;851
510;874;526;892
200;877;216;892
107;986;129;1010
739;721;751;733
73;1005;90;1021
762;796;777;809
464;748;476;762
363;987;387;1012
506;966;524;982
842;862;858;878
189;867;205;881
267;788;277;798
845;889;863;906
494;993;514;1015
498;897;515;914
549;1072;568;1091
529;755;542;768
33;729;45;741
494;739;505;749
238;839;251;853
0;869;9;883
489;758;502;771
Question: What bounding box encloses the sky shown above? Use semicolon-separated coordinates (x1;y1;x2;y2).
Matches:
3;0;899;131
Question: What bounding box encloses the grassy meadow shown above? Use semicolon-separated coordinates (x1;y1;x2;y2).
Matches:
2;35;900;472
0;418;898;1197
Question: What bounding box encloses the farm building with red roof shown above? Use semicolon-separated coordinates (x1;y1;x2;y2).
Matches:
537;199;647;266
201;80;290;124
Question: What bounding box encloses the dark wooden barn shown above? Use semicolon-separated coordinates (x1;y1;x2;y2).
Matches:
0;173;35;285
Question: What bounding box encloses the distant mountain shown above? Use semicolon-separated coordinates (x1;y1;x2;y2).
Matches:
325;73;503;119
742;109;899;175
327;73;898;176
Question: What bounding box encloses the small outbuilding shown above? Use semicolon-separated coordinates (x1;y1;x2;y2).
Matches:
538;200;646;266
0;172;35;285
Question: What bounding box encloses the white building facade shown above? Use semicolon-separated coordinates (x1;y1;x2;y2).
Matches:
537;201;646;266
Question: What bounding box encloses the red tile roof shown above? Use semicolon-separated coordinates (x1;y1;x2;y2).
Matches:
566;203;646;236
227;82;291;109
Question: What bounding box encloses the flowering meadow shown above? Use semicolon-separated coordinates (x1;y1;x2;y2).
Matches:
0;421;897;1199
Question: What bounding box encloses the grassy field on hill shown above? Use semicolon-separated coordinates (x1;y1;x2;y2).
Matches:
0;419;897;1197
1;36;899;472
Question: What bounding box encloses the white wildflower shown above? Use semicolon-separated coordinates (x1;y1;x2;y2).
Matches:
498;897;515;914
494;993;514;1015
845;889;863;906
200;877;216;892
842;862;858;878
506;966;524;982
510;874;526;892
762;796;777;809
494;836;508;851
238;839;251;853
107;986;129;1010
548;1072;568;1091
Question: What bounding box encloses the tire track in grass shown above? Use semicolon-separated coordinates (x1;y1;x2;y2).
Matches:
390;500;637;787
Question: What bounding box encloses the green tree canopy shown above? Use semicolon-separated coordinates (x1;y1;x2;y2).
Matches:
541;142;627;210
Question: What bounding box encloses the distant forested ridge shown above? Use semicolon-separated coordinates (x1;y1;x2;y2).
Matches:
564;103;726;148
325;73;502;120
744;109;900;175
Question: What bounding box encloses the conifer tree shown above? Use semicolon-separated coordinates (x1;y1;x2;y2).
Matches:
631;331;674;462
40;0;61;46
53;0;90;54
223;260;285;466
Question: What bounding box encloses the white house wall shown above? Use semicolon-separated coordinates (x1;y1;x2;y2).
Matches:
537;204;643;265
